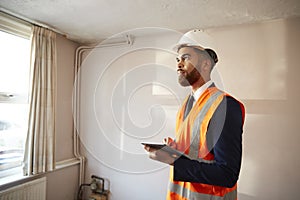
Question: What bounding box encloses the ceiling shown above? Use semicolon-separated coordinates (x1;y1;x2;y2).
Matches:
1;0;300;44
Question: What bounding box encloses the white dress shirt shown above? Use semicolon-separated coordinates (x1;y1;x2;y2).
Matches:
191;80;213;106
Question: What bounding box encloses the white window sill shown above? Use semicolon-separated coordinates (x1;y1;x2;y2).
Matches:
0;166;25;186
0;158;80;188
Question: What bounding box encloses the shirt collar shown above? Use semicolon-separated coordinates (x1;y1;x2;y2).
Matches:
192;80;213;103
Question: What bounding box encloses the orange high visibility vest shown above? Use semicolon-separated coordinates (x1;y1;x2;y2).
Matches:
167;87;245;200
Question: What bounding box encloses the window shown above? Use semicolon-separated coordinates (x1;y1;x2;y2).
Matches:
0;30;31;177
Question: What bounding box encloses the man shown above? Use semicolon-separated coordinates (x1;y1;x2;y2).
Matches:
144;30;245;200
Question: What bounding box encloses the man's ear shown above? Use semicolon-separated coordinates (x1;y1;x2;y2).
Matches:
202;58;212;71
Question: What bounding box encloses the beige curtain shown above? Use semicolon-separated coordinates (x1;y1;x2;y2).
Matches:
23;26;56;175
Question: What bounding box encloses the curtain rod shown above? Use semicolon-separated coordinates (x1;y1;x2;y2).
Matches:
0;8;67;37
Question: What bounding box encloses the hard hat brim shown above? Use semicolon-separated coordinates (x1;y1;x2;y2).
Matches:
173;43;206;52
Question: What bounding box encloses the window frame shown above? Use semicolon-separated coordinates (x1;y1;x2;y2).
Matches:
0;11;32;179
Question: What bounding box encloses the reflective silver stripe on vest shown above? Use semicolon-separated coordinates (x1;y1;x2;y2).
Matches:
188;90;224;159
169;182;237;200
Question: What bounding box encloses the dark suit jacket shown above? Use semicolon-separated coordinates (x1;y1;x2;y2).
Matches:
173;92;244;188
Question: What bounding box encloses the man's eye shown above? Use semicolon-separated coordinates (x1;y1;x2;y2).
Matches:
176;55;191;62
182;55;190;60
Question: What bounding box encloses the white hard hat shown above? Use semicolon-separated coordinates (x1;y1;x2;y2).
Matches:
174;29;218;64
173;29;215;52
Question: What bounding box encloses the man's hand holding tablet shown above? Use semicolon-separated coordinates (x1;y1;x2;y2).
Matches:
143;137;189;165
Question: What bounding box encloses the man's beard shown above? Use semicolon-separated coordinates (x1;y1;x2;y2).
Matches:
178;67;201;87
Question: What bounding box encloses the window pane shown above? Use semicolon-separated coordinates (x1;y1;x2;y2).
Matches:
0;30;30;93
0;30;30;173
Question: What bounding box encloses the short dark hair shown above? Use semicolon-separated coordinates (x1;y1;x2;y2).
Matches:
193;48;218;68
205;49;218;65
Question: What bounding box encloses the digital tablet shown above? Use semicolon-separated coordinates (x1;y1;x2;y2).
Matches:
142;142;190;159
141;143;166;150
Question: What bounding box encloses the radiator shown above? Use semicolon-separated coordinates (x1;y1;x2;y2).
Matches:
0;177;46;200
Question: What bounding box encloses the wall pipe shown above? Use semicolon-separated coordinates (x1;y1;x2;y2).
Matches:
73;34;132;186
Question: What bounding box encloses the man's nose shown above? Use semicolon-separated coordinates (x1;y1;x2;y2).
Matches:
177;60;184;69
177;59;184;69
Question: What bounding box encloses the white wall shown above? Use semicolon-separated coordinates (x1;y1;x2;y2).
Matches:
79;18;300;200
78;28;184;200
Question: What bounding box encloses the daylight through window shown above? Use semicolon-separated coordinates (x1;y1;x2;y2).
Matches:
0;30;31;177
